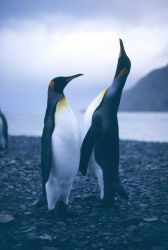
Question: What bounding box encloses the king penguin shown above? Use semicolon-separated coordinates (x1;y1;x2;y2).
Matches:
0;109;8;150
39;74;83;211
79;39;131;206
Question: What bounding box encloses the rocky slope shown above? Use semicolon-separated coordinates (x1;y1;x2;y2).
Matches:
120;65;168;111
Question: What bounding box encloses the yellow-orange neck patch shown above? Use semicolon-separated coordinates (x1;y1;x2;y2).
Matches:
115;67;128;80
49;80;54;90
55;96;69;115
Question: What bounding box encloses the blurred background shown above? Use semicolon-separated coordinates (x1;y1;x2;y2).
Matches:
0;0;168;141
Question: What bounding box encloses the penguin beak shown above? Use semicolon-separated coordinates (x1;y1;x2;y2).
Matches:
119;38;126;57
65;74;83;83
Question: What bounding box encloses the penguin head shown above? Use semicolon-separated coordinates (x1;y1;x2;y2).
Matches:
49;74;83;93
114;39;131;79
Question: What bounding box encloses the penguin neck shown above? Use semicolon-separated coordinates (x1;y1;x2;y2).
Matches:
55;96;70;120
48;88;64;100
109;74;127;93
100;74;128;115
55;89;65;95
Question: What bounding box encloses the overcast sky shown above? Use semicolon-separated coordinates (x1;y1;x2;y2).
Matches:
0;0;168;114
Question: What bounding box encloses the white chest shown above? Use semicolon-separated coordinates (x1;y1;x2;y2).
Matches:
45;97;81;210
53;97;80;143
51;97;80;175
82;89;107;140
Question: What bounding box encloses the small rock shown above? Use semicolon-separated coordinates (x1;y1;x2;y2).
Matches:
56;221;66;227
91;243;99;248
20;205;27;210
10;160;17;165
31;199;39;206
22;226;37;233
25;160;31;165
132;237;142;243
139;203;148;208
143;217;158;222
151;247;165;250
39;234;52;241
89;224;96;229
126;225;137;232
42;247;58;250
75;194;82;199
139;222;146;227
24;211;33;215
121;216;143;226
0;213;14;223
31;191;37;195
26;233;38;240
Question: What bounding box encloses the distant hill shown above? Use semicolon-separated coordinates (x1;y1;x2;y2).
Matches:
120;65;168;111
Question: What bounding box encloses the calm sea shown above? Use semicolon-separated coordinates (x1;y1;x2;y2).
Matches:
6;112;168;142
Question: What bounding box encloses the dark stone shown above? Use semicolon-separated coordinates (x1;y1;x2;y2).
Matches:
0;213;14;223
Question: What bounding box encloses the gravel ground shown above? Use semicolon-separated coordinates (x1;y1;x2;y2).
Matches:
0;136;168;250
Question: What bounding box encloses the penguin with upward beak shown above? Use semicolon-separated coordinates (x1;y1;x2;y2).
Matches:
80;39;131;206
39;74;83;211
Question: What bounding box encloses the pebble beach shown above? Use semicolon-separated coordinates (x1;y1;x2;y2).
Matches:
0;136;168;250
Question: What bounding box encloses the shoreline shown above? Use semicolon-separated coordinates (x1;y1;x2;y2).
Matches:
8;134;168;144
6;112;168;142
0;136;168;250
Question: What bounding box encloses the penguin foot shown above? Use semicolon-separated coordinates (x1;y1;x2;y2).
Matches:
47;208;57;219
57;203;77;218
114;182;129;200
102;182;128;208
58;202;68;213
60;209;78;218
102;196;115;208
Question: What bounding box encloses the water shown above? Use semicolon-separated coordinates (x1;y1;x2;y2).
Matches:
6;112;168;142
118;112;168;142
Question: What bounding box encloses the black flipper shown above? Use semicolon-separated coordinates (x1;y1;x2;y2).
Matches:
41;89;63;198
79;118;102;175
